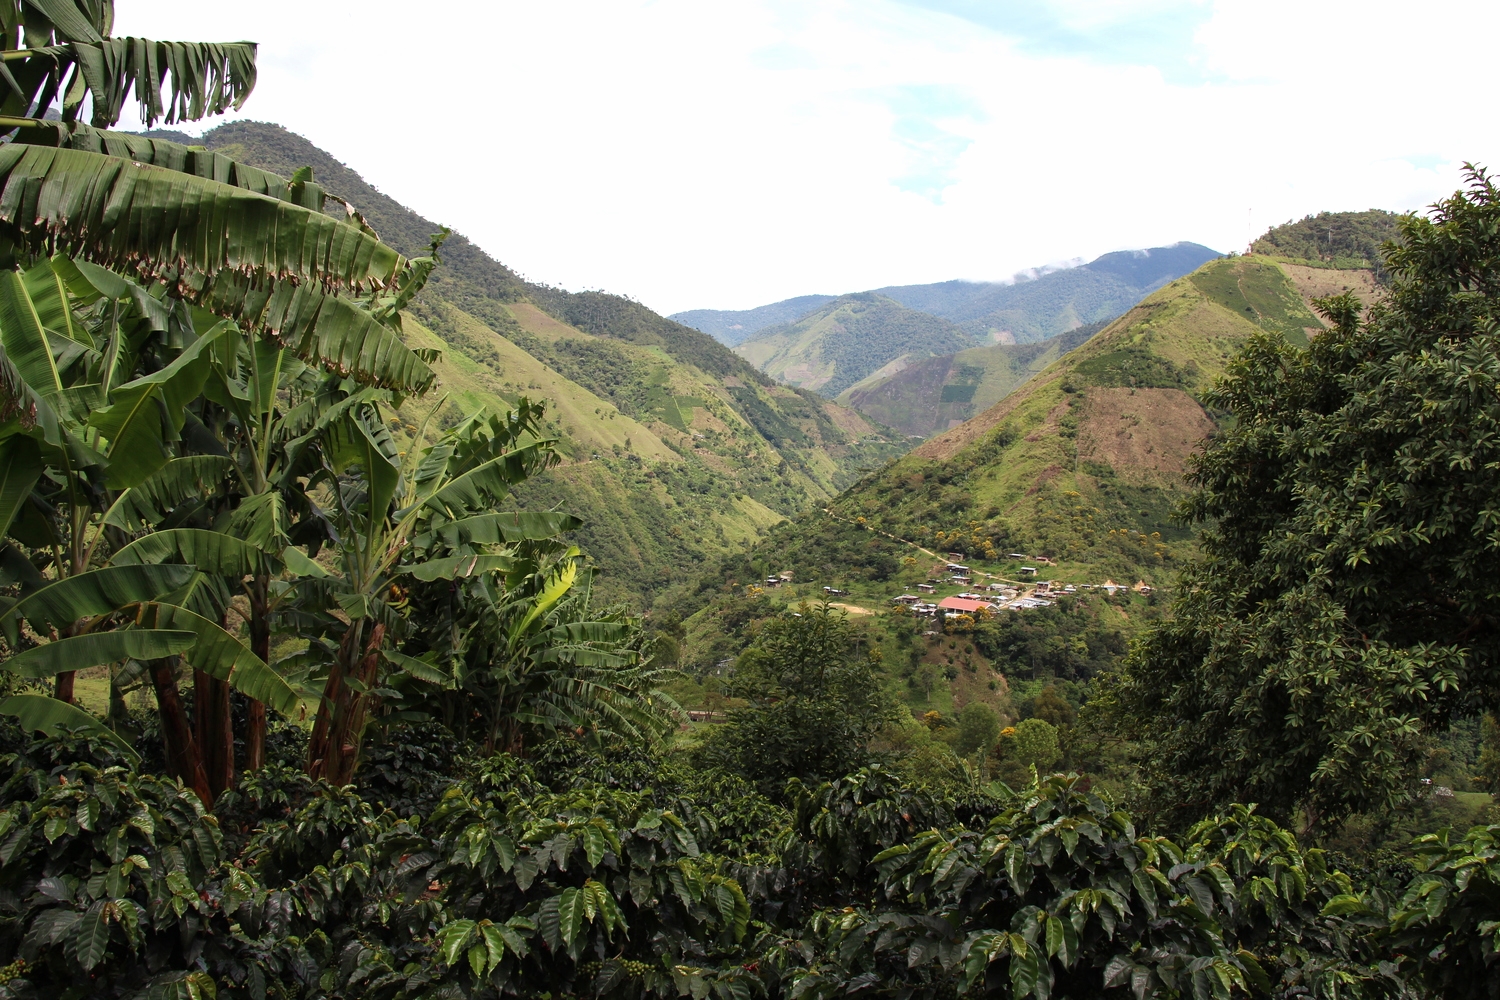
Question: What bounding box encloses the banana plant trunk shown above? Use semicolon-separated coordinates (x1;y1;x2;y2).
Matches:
54;670;76;703
148;656;214;807
307;619;386;785
193;669;234;800
245;577;271;770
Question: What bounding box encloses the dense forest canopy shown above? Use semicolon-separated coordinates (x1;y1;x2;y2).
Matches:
1250;209;1402;277
0;4;1496;1000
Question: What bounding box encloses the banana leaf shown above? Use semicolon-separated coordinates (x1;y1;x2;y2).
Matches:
139;602;300;715
109;528;272;577
0;563;194;645
0;144;401;294
419;442;555;517
0;694;139;764
1;628;195;677
432;511;581;546
0;432;41;538
100;456;233;532
405;554;515;582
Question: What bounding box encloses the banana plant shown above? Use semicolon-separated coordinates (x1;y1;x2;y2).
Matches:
394;543;675;754
282;396;566;784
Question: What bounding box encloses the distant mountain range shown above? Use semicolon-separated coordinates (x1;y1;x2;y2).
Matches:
686;243;1222;412
672;243;1221;349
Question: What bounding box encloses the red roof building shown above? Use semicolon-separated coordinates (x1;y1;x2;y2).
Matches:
937;596;996;613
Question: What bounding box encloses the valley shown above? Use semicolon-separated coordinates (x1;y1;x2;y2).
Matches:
155;121;907;604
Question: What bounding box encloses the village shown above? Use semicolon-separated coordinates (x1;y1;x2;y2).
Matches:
760;551;1156;625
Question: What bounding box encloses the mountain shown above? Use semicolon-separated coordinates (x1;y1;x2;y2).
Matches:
838;319;1109;438
671;295;837;346
872;242;1223;343
733;293;979;398
672;243;1221;363
686;250;1382;600
153;122;907;605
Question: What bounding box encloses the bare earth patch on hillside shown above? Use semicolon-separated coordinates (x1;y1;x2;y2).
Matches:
1076;388;1216;482
820;401;880;438
506;301;587;341
1278;264;1383;331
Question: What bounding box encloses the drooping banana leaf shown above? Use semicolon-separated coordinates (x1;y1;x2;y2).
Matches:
0;563;194;645
431;511;582;546
197;271;435;394
1;628;195;677
138;602;300;715
68;38;258;128
100;455;233;532
405;554;515;582
109;528;271;577
326;408;400;521
281;546;332;579
419;442;556;518
383;648;456;689
0;432;41;538
0;694;139;764
0;338;36;426
0;144;401;294
12;120;379;236
0;269;63;398
225;491;289;555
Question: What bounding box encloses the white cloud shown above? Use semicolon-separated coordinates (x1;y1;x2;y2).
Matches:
113;0;1500;314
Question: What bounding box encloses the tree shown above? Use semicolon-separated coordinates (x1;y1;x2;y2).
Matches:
695;602;894;797
1001;717;1060;772
954;700;999;760
1120;166;1500;831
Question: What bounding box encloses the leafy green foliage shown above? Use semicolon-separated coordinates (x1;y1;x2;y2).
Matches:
1120;167;1500;830
1252;210;1402;277
694;604;896;798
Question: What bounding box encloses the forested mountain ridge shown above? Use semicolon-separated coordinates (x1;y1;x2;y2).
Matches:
148;121;905;603
671;294;838;346
733;292;979;397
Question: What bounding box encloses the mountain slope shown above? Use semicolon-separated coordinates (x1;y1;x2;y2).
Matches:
159;121;905;604
697;252;1373;598
672;295;837;346
734;293;979;397
837;319;1109;438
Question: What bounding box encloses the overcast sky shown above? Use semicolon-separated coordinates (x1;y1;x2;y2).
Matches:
117;1;1498;315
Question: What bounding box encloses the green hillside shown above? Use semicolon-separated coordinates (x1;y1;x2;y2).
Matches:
734;292;978;397
838;319;1108;438
163;122;906;604
695;253;1367;599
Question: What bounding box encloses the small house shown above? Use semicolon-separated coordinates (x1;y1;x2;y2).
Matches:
938;596;997;614
1019;567;1037;577
892;594;922;605
917;583;936;593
